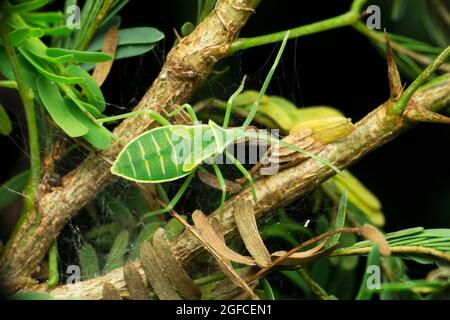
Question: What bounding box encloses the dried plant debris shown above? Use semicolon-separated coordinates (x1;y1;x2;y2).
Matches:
92;25;118;87
233;199;271;267
360;224;391;257
192;210;259;300
270;242;333;267
140;241;181;300
102;282;122;300
123;262;151;300
192;210;255;266
152;228;201;299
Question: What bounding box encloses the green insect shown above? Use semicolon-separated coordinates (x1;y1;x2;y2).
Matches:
102;33;338;217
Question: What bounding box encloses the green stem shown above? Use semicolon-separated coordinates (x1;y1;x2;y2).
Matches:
298;268;331;300
393;44;450;114
0;16;41;197
46;241;59;288
229;0;366;53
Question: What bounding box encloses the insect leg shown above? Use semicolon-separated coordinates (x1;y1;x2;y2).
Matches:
245;131;340;173
143;169;196;218
223;76;246;129
96;110;172;126
224;149;257;202
211;162;226;218
241;32;289;129
168;103;198;123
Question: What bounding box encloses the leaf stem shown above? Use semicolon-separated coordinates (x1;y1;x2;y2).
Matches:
229;0;367;53
0;16;41;197
393;44;450;114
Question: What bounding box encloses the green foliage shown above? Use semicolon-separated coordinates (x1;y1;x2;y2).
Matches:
0;0;164;149
79;242;101;280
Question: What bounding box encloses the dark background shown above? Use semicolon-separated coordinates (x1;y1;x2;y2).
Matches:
1;0;449;241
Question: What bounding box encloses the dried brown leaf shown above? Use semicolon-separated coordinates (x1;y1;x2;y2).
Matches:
92;26;118;86
152;228;201;299
233;199;271;267
360;224;391;257
102;282;122;300
123;262;151;300
210;217;232;268
140;241;181;300
192;210;255;266
271;242;337;267
192;210;259;300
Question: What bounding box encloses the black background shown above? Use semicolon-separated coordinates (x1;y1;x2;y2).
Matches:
1;0;449;241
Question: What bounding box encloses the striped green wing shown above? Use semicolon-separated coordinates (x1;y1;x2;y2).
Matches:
112;126;190;183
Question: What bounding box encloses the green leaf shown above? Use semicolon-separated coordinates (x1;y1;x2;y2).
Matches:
115;44;156;60
326;191;348;248
42;26;73;37
5;0;50;13
0;170;29;211
107;199;135;225
79;242;100;280
88;27;164;51
164;216;186;240
46;48;112;63
22;12;64;24
65;64;106;112
0;102;12;136
181;22;195;37
103;230;129;273
9;28;44;46
0;45;15;80
63;97;112;149
261;278;276;300
20;47;83;84
356;245;381;300
36;76;89;137
101;0;129;27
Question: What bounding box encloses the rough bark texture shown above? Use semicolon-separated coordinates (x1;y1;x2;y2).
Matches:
0;0;258;292
48;81;450;299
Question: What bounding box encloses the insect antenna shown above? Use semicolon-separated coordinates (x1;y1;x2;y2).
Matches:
241;31;290;130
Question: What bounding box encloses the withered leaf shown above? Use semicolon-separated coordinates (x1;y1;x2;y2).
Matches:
360;224;391;257
140;240;181;300
233;199;271;267
192;210;259;300
123;262;151;300
152;228;201;299
192;210;255;266
270;242;332;267
92;25;118;87
102;282;122;300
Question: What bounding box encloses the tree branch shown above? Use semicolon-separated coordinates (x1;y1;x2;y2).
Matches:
47;78;450;300
0;0;260;293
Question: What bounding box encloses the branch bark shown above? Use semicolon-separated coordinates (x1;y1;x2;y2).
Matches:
0;0;259;292
48;79;450;299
